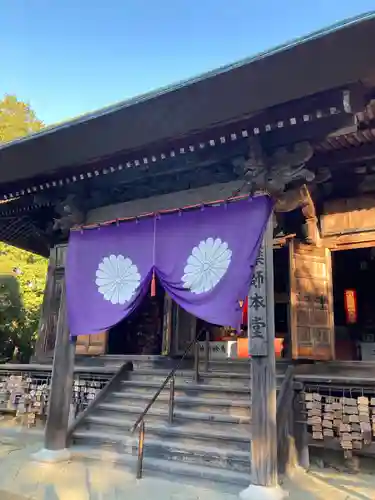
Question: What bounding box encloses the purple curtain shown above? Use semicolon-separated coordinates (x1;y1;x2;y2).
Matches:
66;217;155;336
66;196;272;336
155;197;270;327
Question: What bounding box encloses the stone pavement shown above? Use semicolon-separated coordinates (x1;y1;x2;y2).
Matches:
0;426;374;499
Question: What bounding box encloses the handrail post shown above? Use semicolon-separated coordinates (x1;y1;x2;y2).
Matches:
131;334;201;434
136;420;145;479
168;375;175;424
204;329;209;372
194;337;200;382
132;333;204;479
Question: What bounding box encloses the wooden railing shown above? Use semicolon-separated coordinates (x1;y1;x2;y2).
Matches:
276;365;308;474
0;363;127;426
67;361;133;441
276;366;295;474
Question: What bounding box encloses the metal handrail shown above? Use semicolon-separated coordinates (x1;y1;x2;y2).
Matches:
132;328;209;478
131;329;207;434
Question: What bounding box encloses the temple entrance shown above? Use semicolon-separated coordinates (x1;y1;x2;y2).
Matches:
170;304;197;356
333;247;375;361
274;246;290;357
107;281;164;355
164;245;291;360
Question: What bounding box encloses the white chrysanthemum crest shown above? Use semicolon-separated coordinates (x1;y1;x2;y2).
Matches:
95;254;141;305
182;237;232;294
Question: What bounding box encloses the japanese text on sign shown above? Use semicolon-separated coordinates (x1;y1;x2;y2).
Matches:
248;241;268;356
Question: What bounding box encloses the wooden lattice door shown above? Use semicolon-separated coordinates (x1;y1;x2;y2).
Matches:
289;240;335;360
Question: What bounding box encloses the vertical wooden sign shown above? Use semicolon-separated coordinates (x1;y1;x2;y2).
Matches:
248;216;278;488
248;238;268;356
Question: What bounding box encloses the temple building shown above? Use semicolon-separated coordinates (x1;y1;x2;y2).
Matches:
1;13;375;498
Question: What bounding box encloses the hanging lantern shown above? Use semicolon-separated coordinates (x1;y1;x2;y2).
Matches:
240;297;248;325
344;289;357;324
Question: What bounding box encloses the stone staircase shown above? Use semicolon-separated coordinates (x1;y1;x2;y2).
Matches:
71;356;286;491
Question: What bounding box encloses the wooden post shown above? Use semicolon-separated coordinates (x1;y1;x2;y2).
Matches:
293;390;310;470
33;279;76;462
194;340;200;383
241;215;285;499
33;248;56;361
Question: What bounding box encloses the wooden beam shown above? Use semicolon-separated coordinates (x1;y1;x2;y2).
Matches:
33;279;76;462
33;248;57;361
300;185;321;246
45;279;75;450
311;139;375;167
263;112;357;151
323;231;375;251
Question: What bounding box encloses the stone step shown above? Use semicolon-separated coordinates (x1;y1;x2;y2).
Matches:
71;357;258;489
143;436;250;473
201;359;251;374
101;355;193;371
111;390;250;407
116;386;250;402
120;379;251;399
77;414;250;448
72;444;250;491
106;391;250;416
77;426;249;454
95;402;251;426
129;368;251;383
73;428;250;473
201;359;290;374
75;355;288;373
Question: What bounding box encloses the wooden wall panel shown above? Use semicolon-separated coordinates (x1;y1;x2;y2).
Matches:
36;243;109;358
289;240;334;360
321;196;375;236
75;332;108;355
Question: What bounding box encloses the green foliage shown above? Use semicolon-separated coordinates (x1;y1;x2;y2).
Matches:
0;94;46;361
0;94;43;144
0;244;47;362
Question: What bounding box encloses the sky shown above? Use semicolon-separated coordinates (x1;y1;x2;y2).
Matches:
1;1;374;126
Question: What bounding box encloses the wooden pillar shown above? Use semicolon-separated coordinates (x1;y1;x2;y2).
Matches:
293;390;310;470
241;215;284;498
33;248;56;361
33;279;76;462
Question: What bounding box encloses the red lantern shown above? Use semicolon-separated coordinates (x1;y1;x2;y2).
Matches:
344;289;357;324
240;296;248;325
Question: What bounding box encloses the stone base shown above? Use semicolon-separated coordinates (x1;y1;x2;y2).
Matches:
239;484;288;500
32;448;71;464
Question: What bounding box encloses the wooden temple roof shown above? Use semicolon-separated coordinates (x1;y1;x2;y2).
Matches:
0;13;375;187
0;13;375;255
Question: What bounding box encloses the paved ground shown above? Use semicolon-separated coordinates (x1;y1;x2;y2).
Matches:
0;423;374;499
